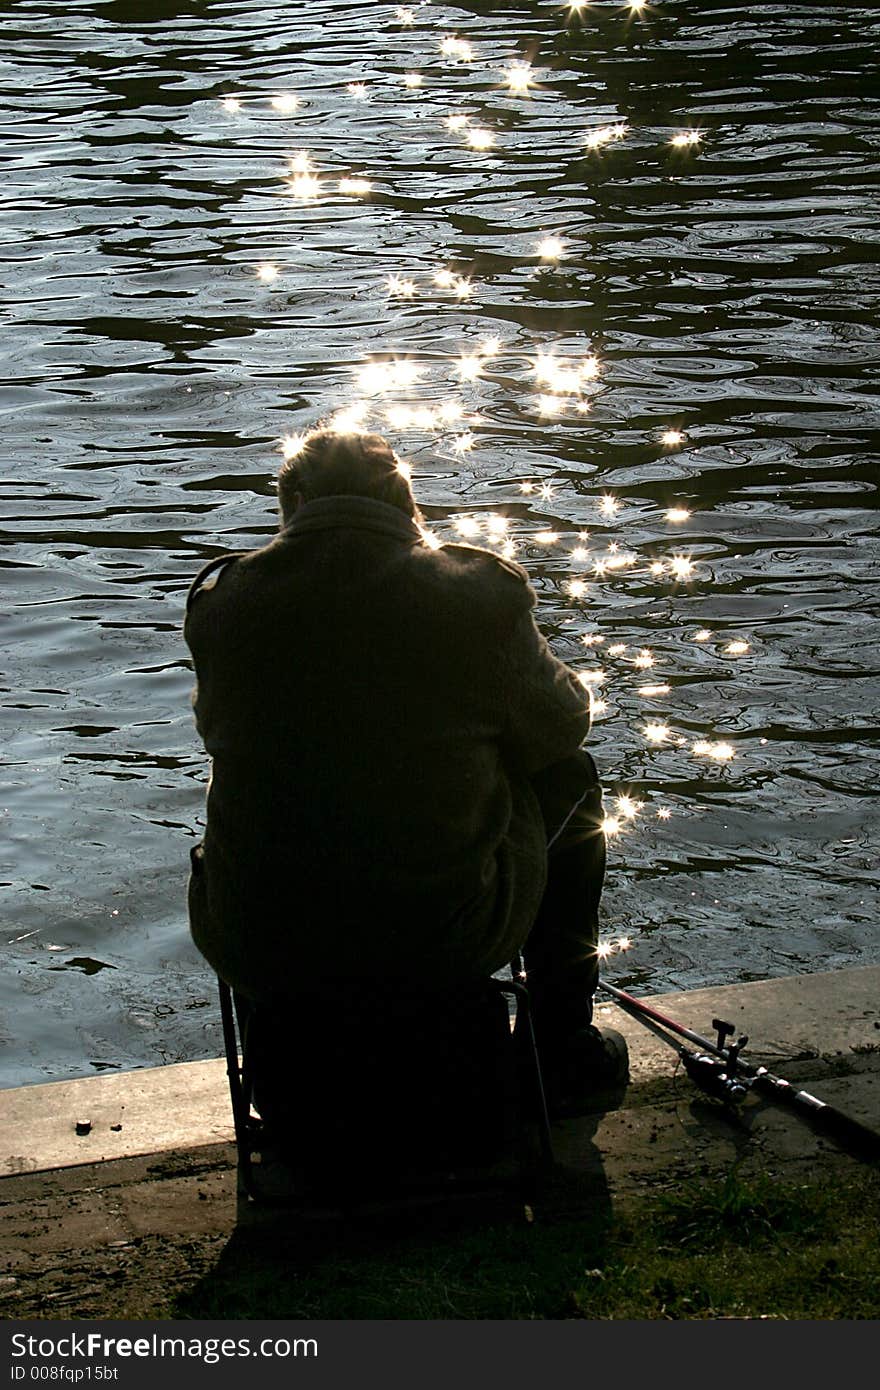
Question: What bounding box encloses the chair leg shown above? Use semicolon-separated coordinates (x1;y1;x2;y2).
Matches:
491;977;555;1170
218;978;263;1204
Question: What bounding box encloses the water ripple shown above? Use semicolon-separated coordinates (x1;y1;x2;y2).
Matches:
2;0;879;1083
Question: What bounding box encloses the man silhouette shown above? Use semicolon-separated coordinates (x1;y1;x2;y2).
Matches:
185;429;627;1116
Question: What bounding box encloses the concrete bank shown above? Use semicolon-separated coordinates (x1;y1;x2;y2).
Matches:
1;965;878;1318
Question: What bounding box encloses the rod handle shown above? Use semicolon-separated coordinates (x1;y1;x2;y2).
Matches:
752;1071;880;1163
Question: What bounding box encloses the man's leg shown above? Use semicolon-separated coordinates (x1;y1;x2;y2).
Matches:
522;750;628;1109
523;749;605;1051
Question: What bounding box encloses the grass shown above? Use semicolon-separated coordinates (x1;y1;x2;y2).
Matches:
172;1165;880;1320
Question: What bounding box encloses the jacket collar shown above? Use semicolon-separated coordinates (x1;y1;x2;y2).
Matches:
281;494;422;544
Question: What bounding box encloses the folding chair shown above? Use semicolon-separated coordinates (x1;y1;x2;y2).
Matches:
218;967;554;1210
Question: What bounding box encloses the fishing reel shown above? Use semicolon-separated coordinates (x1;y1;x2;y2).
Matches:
679;1049;751;1104
679;1018;752;1105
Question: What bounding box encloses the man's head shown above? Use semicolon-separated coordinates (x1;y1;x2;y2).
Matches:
277;430;420;527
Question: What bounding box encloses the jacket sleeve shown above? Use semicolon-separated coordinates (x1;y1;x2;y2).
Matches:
183;555;242;745
500;589;592;775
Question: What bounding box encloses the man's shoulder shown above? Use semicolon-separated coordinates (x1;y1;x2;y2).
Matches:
185;551;248;614
434;541;531;588
426;542;536;618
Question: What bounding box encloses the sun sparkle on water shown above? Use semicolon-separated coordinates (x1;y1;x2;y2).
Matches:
270;93;300;114
248;8;745;879
503;62;534;95
467;127;495;151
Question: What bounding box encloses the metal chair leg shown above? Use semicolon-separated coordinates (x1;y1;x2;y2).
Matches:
218;977;264;1204
491;977;555;1169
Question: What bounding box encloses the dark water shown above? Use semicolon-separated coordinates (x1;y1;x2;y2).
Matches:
2;0;878;1087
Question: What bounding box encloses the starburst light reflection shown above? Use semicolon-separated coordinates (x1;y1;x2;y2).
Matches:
455;353;483;381
386;275;417;298
357;360;423;394
536;236;565;262
270;93;300;114
504;62;534;95
441;36;475;61
438;399;465;424
467;127;496;151
279;433;310;460
338;177;372;195
288;172;321;199
670;555;695;579
693;741;736;762
644;722;671;744
327;402;369;434
584;123;627;150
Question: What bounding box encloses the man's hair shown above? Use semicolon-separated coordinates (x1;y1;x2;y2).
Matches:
277;431;419;525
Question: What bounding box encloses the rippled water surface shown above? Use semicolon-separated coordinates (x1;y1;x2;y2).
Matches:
2;0;879;1086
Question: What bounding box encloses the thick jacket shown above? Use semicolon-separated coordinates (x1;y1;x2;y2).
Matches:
184;495;591;1001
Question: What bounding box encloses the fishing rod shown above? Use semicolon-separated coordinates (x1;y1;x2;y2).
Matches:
599;976;880;1164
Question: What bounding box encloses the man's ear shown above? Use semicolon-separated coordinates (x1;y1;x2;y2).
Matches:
294;491;305;512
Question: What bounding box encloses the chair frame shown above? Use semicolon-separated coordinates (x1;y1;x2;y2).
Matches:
218;972;554;1208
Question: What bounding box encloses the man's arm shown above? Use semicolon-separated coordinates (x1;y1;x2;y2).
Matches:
183;554;242;743
500;592;592;776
